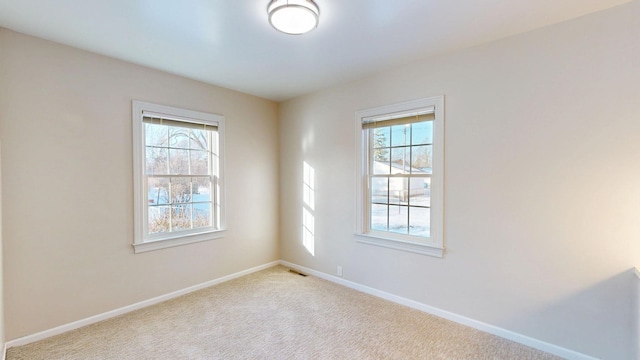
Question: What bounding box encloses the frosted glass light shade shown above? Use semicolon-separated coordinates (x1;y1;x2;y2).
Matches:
268;0;319;35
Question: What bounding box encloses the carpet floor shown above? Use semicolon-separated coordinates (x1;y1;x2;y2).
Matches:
7;265;562;359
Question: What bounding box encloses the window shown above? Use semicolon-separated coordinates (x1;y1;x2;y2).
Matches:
132;101;226;253
355;96;444;257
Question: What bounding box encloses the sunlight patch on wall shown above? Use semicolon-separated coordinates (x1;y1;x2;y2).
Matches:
303;161;315;256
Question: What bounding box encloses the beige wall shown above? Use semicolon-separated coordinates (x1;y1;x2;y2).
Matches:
0;29;280;340
0;140;4;347
279;2;640;359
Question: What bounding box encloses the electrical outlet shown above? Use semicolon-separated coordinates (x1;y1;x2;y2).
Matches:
337;265;343;277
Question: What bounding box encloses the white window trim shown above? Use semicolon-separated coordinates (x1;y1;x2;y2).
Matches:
132;101;227;254
354;96;445;258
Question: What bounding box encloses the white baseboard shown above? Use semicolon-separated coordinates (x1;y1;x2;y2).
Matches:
5;261;280;349
279;260;598;360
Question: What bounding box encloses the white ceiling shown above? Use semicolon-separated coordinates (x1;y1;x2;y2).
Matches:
0;0;631;101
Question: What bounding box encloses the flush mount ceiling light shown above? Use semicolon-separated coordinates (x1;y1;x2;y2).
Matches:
268;0;320;35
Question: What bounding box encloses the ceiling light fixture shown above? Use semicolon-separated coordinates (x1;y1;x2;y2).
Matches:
267;0;320;35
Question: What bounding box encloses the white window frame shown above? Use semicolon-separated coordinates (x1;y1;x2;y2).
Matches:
132;101;226;253
355;96;444;258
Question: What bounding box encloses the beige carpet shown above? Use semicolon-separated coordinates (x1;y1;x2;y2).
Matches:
7;266;562;359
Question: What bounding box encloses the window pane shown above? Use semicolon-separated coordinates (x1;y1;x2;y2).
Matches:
189;129;208;150
148;206;170;234
148;177;170;205
168;128;190;148
171;177;191;204
388;177;408;205
146;147;168;175
169;149;189;174
411;145;432;174
409;207;430;237
171;205;192;231
391;148;410;174
371;204;388;232
193;203;211;228
410;177;430;207
192;177;211;202
388;205;408;234
373;127;390;148
411;121;433;145
145;124;167;147
190;150;209;175
391;124;410;147
372;151;390;175
371;177;388;204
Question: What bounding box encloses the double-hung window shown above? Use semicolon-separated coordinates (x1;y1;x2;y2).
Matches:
356;96;444;257
132;101;226;253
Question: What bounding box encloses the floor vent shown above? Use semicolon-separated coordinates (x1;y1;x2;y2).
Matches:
289;269;308;277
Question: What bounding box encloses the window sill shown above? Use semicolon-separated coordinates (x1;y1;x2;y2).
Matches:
354;233;444;258
133;229;226;254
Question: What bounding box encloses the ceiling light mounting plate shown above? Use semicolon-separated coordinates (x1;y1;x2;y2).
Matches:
267;0;320;35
